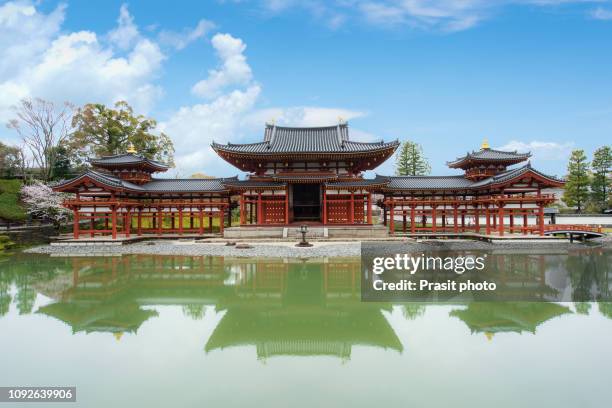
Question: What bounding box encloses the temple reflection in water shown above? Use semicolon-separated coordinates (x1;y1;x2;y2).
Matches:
34;256;402;360
0;248;610;360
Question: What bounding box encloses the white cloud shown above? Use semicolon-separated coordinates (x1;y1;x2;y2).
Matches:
160;85;262;177
158;19;216;50
244;106;366;128
591;7;612;20
241;0;606;32
0;2;65;79
163;28;371;176
0;2;373;177
191;33;253;99
0;2;165;128
108;4;140;50
497;140;574;161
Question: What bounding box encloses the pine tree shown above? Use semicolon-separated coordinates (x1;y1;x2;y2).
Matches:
562;149;590;213
590;146;612;212
395;141;431;176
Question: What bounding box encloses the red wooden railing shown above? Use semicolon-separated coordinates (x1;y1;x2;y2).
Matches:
536;224;603;233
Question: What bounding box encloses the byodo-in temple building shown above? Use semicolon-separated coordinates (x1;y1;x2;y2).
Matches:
53;122;565;240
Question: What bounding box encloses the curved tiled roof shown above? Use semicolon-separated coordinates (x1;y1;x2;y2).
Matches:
222;180;287;189
325;178;390;188
471;164;564;187
212;124;399;155
145;178;234;192
53;170;145;191
378;175;475;191
53;172;236;193
376;164;564;191
447;148;530;168
90;153;169;171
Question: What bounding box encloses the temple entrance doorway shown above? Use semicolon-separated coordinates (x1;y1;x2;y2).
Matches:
292;184;321;221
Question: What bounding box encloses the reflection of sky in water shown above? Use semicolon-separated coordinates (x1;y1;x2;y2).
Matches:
0;251;611;408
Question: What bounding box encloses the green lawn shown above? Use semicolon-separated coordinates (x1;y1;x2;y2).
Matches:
0;179;26;221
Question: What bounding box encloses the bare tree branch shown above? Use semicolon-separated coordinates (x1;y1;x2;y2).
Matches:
7;98;74;181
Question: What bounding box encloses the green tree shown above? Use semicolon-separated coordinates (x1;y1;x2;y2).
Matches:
395;141;431;176
562;149;590;213
68;101;175;166
50;145;73;180
590;146;612;212
0;141;21;178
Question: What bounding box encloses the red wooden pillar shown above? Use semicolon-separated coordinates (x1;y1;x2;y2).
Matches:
137;209;142;236
389;199;395;234
453;205;458;233
492;207;497;229
125;208;131;238
509;210;514;234
322;187;327;225
73;208;80;239
366;192;372;225
178;206;183;235
474;206;480;232
538;203;545;236
498;205;504;236
219;211;224;234
383;204;387;226
349;191;355;224
111;206;117;239
402;211;407;233
208;213;213;232
285;188;290;224
90;211;95;237
441;205;446;231
431;205;437;233
157;207;162;235
227;198;232;227
485;206;491;235
198;209;204;234
461;211;465;232
257;192;263;225
523;212;528;234
240;193;246;225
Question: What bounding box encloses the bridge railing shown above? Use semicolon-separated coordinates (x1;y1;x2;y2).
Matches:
538;224;603;233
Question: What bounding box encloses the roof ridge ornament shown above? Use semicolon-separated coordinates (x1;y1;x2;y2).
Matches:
481;138;490;150
268;123;277;148
126;142;137;154
336;119;344;148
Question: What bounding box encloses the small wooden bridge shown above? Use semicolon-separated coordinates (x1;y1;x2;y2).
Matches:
540;225;605;241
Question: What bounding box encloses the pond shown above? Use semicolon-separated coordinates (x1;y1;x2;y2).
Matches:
1;249;611;408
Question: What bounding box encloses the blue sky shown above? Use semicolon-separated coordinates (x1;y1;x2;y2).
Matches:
1;0;611;178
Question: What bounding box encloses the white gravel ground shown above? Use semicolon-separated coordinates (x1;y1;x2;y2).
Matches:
24;237;607;258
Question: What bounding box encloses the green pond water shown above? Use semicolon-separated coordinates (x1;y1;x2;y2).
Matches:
1;249;611;408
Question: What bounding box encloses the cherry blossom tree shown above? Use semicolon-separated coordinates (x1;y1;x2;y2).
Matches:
20;182;72;229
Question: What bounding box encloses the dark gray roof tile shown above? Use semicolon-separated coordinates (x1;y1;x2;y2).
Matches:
447;148;530;167
90;153;169;170
213;124;399;154
325;178;390;188
471;164;564;187
379;175;475;190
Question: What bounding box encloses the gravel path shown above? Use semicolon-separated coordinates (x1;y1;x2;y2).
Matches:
25;241;362;258
24;237;608;258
